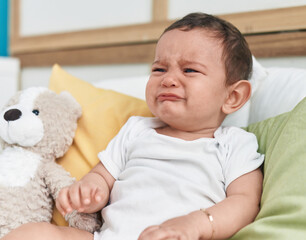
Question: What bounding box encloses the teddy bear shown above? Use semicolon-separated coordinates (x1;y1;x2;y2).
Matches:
0;87;101;238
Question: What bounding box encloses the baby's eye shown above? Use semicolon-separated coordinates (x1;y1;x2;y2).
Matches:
184;68;198;73
32;109;39;116
152;68;166;73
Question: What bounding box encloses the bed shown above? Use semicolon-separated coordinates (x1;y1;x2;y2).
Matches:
8;2;306;239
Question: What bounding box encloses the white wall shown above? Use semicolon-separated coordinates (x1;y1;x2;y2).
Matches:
169;0;306;18
18;0;306;93
20;0;152;36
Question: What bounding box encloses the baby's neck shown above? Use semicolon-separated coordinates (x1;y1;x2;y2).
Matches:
155;125;219;141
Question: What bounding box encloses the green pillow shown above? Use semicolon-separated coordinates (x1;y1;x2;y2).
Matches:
230;97;306;239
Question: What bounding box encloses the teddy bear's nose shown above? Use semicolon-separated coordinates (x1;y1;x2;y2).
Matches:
3;109;22;121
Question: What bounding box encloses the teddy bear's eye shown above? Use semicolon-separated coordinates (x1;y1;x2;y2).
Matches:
32;109;39;116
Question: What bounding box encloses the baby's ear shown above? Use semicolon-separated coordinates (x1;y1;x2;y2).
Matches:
222;80;251;114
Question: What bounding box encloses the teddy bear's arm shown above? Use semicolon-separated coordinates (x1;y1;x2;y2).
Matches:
42;161;102;233
42;161;75;199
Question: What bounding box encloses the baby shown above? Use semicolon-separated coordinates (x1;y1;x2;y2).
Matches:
3;12;264;240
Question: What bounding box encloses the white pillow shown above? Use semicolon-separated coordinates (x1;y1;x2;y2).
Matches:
249;67;306;124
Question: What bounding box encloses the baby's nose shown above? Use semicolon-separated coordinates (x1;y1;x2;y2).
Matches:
3;109;22;121
161;76;178;87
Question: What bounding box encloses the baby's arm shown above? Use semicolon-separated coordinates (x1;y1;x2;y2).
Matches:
139;168;263;240
56;162;115;216
202;168;263;239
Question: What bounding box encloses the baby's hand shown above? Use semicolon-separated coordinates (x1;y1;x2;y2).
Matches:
138;213;203;240
56;179;106;216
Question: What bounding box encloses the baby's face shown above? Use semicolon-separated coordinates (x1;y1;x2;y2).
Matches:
146;28;231;132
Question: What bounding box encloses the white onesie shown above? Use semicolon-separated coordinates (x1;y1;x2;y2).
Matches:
94;116;264;240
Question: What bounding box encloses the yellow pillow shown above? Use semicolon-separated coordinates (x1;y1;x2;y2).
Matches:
49;64;153;226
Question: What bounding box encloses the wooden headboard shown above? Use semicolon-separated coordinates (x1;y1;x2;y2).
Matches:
10;0;306;67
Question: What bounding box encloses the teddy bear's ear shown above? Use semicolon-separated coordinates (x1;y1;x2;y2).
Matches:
59;91;82;119
1;91;22;111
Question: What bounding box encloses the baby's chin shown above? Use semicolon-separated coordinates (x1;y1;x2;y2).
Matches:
158;116;191;131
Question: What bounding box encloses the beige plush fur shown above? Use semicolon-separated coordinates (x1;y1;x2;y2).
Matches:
0;87;101;238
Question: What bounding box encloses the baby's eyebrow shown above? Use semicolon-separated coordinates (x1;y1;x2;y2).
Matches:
152;59;208;71
181;60;208;70
152;60;162;65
